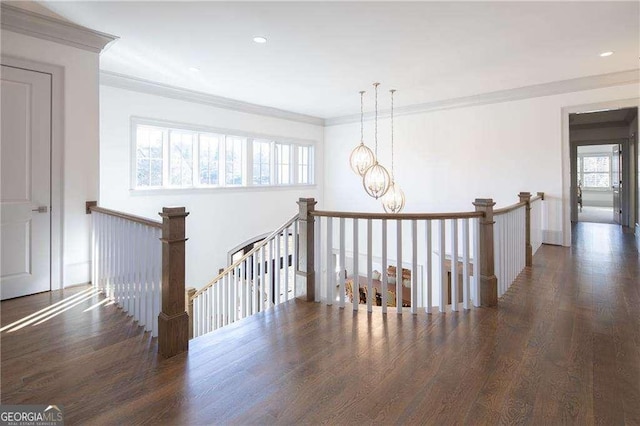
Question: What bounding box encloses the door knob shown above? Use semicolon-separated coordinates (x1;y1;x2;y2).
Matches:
32;206;48;213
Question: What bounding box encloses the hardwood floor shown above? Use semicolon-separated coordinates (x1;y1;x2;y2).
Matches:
1;222;638;425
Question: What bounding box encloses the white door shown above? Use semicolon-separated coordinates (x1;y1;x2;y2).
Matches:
1;65;52;300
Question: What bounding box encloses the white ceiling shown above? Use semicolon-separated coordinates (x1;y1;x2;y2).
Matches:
40;1;640;119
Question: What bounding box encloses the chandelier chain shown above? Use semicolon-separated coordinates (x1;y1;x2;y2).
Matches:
359;91;365;143
374;82;380;158
390;89;395;178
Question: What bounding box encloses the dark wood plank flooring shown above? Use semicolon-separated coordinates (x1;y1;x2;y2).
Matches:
1;222;638;425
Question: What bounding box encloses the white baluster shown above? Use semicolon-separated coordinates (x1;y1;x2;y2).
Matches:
267;239;273;309
352;218;359;311
439;219;446;313
367;219;373;313
326;217;333;305
381;219;387;313
411;219;418;315
284;227;290;300
339;217;345;308
315;216;321;303
275;231;281;305
473;218;481;307
241;260;247;318
293;220;299;298
260;246;266;311
253;252;259;314
425;219;433;314
462;218;470;311
451;219;458;312
396;220;402;313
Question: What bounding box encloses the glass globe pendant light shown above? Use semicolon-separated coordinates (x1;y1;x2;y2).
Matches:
349;91;375;176
363;83;391;199
381;89;405;213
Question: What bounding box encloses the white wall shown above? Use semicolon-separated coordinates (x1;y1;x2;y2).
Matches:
99;85;324;289
324;83;639;245
1;29;100;286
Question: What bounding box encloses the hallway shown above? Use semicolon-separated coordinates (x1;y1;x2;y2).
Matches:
1;223;638;424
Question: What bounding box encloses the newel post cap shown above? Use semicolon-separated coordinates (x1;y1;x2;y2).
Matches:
159;206;190;218
473;198;496;208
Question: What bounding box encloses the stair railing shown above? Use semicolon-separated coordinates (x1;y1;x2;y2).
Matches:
190;214;299;338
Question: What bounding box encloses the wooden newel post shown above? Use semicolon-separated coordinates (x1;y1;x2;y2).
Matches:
296;198;316;302
473;199;498;307
158;207;190;358
519;192;533;267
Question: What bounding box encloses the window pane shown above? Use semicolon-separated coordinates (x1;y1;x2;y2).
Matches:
276;143;291;184
225;136;244;185
583;156;609;173
253;140;271;185
135;125;164;187
199;134;220;185
583;172;610;188
169;131;194;186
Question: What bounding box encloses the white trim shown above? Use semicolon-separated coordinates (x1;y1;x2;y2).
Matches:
101;71;325;126
0;3;118;53
0;55;65;291
561;98;640;247
327;69;640;126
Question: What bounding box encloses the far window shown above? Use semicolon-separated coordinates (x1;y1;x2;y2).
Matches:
298;145;311;184
225;136;245;186
275;143;291;185
253;140;271;185
199;134;222;186
578;155;610;189
133;120;314;190
135;125;164;187
169;131;195;187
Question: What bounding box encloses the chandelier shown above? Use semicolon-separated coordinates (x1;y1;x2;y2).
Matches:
349;91;375;176
381;89;405;213
362;83;391;199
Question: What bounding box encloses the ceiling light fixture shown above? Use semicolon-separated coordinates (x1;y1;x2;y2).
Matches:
362;82;391;199
349;90;375;176
253;36;267;44
188;67;200;72
381;89;405;213
599;51;614;57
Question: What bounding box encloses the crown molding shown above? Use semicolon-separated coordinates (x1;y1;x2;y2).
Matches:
325;69;640;126
100;70;325;126
0;3;118;53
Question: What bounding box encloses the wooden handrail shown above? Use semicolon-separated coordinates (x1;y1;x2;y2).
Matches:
493;201;527;216
311;210;484;220
89;205;162;229
191;214;299;299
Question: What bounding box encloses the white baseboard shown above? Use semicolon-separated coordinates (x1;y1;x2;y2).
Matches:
543;230;564;246
63;261;91;287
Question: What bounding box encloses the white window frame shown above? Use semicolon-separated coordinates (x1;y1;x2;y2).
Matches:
130;117;316;193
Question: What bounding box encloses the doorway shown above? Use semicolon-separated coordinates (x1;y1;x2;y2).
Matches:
576;144;618;224
0;65;52;300
569;107;638;230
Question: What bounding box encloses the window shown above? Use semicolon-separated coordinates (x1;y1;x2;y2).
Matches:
135;125;164;187
169;131;195;187
578;155;611;189
275;143;291;184
199;134;222;186
253;140;271;185
298;145;311;184
225;136;245;186
133;120;314;190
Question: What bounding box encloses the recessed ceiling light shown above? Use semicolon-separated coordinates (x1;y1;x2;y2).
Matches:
253;36;267;44
599;51;614;57
188;67;200;72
